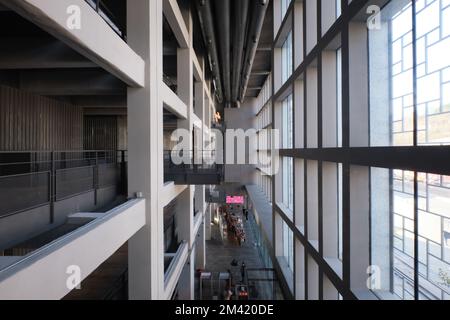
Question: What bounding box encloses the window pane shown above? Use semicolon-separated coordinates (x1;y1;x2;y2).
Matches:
415;0;450;145
371;168;416;300
282;94;293;148
418;173;450;300
282;32;293;83
337;48;343;147
369;0;414;146
282;157;294;218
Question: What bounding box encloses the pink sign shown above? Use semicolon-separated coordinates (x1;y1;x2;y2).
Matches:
226;196;244;204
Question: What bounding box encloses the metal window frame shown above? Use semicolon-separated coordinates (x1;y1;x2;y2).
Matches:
269;0;450;300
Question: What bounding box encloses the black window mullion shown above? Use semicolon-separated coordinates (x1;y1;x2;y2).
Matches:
317;0;324;300
412;0;420;301
340;1;351;294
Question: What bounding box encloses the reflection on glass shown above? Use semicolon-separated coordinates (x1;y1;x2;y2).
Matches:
369;0;414;146
372;168;450;300
371;168;415;300
370;0;450;146
415;0;450;145
417;173;450;300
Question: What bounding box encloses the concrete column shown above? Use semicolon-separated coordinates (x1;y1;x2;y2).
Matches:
293;2;304;69
176;6;195;300
349;165;370;293
294;238;305;299
177;188;194;246
126;0;165;300
205;204;212;241
178;250;195;300
194;81;204;120
196;222;206;270
195;185;206;214
349;22;369;147
371;168;391;291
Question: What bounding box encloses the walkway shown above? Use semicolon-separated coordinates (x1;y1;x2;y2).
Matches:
202;205;280;300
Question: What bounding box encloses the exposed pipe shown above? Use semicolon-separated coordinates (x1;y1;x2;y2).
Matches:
195;0;223;103
239;0;269;102
231;0;249;105
213;0;231;107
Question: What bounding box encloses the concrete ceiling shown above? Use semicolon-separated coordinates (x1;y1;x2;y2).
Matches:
244;1;273;99
0;0;273;113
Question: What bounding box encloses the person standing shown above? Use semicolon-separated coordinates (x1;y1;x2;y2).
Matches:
241;262;246;283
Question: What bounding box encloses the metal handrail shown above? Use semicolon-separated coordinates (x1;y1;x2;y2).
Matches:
0;150;123;153
0;150;127;219
0;150;120;167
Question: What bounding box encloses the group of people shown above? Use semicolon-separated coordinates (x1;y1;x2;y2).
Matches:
221;204;247;246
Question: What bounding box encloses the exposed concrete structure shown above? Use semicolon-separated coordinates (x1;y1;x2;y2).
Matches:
1;0;446;302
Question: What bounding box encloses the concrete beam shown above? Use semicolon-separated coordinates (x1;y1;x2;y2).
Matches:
251;71;271;76
257;44;272;51
73;95;126;108
83;108;127;116
0;37;96;69
162;83;188;120
18;69;126;96
3;0;145;87
192;51;203;82
247;87;263;91
163;0;189;48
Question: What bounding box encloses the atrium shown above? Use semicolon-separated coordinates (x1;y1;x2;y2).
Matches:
0;0;449;301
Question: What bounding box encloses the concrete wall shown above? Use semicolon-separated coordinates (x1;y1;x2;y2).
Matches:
224;98;258;185
0;86;83;151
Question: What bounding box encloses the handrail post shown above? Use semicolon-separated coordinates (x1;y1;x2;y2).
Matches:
94;151;99;206
50;151;55;224
120;150;127;195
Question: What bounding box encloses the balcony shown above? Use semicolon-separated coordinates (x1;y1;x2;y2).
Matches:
0;150;127;252
0;150;126;218
0;198;145;300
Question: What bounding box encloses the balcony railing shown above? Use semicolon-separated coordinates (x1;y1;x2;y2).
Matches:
164;150;224;185
0;150;127;220
85;0;126;40
164;240;188;298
